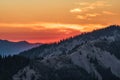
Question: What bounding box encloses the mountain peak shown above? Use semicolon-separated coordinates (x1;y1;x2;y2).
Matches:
0;39;9;43
0;40;41;56
18;41;29;44
103;25;120;31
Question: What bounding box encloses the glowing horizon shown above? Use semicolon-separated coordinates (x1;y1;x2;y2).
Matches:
0;0;120;43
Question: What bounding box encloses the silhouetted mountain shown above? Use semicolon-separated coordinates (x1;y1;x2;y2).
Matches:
20;25;120;58
0;40;41;56
16;25;120;80
0;55;30;80
0;25;120;80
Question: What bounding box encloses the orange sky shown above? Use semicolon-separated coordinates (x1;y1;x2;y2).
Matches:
0;0;120;43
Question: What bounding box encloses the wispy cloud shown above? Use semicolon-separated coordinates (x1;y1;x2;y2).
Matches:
86;13;100;17
0;22;82;43
70;1;115;21
0;22;107;43
102;11;116;15
70;8;82;13
76;15;87;20
78;1;110;10
76;13;100;20
72;1;111;13
0;22;83;31
0;22;106;32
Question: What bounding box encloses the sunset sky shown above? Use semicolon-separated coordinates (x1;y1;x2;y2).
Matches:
0;0;120;43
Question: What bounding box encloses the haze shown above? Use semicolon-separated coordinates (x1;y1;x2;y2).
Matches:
0;0;120;43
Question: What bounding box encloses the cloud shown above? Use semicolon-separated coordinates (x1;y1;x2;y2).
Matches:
77;1;110;7
76;15;87;20
0;22;106;32
70;1;108;13
86;13;100;17
102;11;116;15
0;22;82;43
70;8;82;13
88;1;110;8
39;23;84;30
78;2;89;6
76;13;100;20
0;22;83;31
70;1;114;20
72;1;111;13
0;22;108;43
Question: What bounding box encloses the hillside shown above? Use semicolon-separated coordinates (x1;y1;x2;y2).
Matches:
14;25;120;80
20;25;120;59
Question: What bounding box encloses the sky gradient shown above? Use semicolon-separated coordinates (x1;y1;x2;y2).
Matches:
0;0;120;43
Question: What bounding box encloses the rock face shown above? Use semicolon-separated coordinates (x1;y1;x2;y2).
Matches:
14;25;120;80
0;40;40;56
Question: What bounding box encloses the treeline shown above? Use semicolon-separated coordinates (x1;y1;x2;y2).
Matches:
0;55;30;80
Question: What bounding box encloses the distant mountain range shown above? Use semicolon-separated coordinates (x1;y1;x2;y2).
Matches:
0;40;41;56
15;25;120;80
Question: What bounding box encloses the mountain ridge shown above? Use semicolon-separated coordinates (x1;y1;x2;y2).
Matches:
0;40;41;56
14;25;120;80
20;25;120;58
